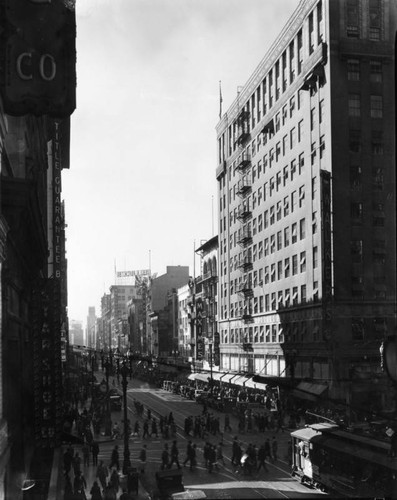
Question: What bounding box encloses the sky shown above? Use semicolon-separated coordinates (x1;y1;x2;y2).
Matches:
63;0;298;325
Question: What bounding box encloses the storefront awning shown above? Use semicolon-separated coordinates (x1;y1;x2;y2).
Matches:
188;372;211;383
245;377;267;391
220;373;239;384
292;381;328;401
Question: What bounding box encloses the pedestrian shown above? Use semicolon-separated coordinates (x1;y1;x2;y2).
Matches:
151;418;158;437
89;480;103;500
73;452;82;476
96;460;108;490
109;445;120;471
64;474;73;500
132;421;140;437
271;436;278;461
231;437;239;465
82;441;90;467
168;440;181;469
208;445;217;473
119;488;132;500
161;444;169;470
203;442;210;469
264;438;272;462
109;468;120;494
168;412;174;425
73;470;87;499
216;442;225;466
139;444;147;474
103;484;117;500
183;441;194;469
143;420;150;439
224;414;232;432
147;408;151;421
91;441;99;466
257;444;268;473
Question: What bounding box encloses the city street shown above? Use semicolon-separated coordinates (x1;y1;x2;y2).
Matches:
58;371;328;499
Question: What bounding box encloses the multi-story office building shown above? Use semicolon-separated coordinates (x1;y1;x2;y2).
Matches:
177;284;192;359
216;0;396;412
109;285;138;350
86;306;97;348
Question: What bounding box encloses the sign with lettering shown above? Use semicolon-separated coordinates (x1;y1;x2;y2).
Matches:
196;298;204;360
0;0;76;117
321;170;332;341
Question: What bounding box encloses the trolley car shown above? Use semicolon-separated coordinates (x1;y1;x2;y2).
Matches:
291;423;397;498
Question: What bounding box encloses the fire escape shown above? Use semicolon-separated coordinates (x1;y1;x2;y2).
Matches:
235;105;253;325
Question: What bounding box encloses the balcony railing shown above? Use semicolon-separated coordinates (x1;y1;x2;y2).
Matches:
236;152;251;172
237;281;253;298
236;178;252;197
237;255;253;271
237;228;252;247
236;203;252;221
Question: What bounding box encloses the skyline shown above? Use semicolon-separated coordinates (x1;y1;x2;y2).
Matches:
63;0;298;324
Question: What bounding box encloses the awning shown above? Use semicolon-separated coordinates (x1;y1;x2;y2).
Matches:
231;375;251;387
245;377;267;391
292;382;328;401
220;373;239;384
210;372;223;382
188;372;211;383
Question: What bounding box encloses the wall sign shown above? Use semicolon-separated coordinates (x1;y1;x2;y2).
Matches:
0;0;76;117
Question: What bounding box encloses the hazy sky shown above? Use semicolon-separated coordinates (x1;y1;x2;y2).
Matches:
63;0;298;324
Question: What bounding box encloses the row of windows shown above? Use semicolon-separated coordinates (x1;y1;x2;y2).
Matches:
346;0;383;41
218;1;324;163
349;130;385;155
348;94;383;118
347;59;383;82
350;166;385;191
219;282;318;320
351;202;385;226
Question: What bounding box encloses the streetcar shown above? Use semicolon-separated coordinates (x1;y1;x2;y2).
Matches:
291;422;397;498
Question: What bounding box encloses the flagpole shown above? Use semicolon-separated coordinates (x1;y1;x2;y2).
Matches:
219;80;223;120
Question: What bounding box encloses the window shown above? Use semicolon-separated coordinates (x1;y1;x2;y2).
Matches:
264;266;269;284
298;153;304;175
292;255;298;275
319;135;325;159
284;289;290;307
277;261;283;280
299;186;305;207
313;246;318;268
277;230;282;250
298;120;304;142
258;213;263;233
300;251;306;272
276;201;282;221
299;218;306;239
312;212;317;234
276;173;282;192
351;202;363;224
373;167;384;190
301;284;306;302
312;176;317;200
370;61;382;82
351;240;363;263
270;205;275;225
283;196;289;217
297;30;303;74
348;94;361;117
264;210;269;228
271;292;276;310
289;96;295;118
284;257;290;277
282;105;288;125
284;227;290;247
310;107;316;131
291;223;297;244
289;39;295;82
319;99;324;124
349;130;361;153
308;12;314;54
290;127;296;149
370;95;383;118
350;165;362;190
277;291;283;309
346;0;360;38
347;59;360;80
291;159;297;180
292;286;298;305
283;135;288;156
313;281;319;301
369;0;381;41
283;166;289;186
270;234;275;253
291;191;297;213
372;132;383;155
311;142;317;165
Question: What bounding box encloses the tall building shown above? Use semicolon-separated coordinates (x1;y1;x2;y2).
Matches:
216;0;396;413
109;285;138;351
86;306;96;348
69;320;84;346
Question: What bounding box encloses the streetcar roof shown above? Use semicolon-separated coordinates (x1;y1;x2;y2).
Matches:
291;423;338;440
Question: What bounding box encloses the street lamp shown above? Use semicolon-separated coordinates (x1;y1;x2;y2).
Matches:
120;362;131;474
104;357;112;436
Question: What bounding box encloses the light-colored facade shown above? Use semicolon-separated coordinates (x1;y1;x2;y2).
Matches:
177;284;192;359
109;285;138;351
216;0;396;410
86;306;96;349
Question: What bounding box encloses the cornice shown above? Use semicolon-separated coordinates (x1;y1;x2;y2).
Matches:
216;0;319;136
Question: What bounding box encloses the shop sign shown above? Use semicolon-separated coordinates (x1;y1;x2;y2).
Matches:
196;298;204;360
0;0;76;117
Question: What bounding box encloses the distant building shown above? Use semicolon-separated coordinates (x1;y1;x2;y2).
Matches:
86;306;96;349
177;284;192;359
216;0;396;412
69;319;84;347
147;266;190;356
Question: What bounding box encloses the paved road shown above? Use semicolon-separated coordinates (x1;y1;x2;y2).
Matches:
99;374;328;499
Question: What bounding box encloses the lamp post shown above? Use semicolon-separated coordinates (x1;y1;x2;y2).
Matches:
209;343;214;396
104;357;112;436
120;362;131;474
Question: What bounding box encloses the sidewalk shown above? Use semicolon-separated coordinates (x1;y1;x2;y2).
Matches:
48;400;151;500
